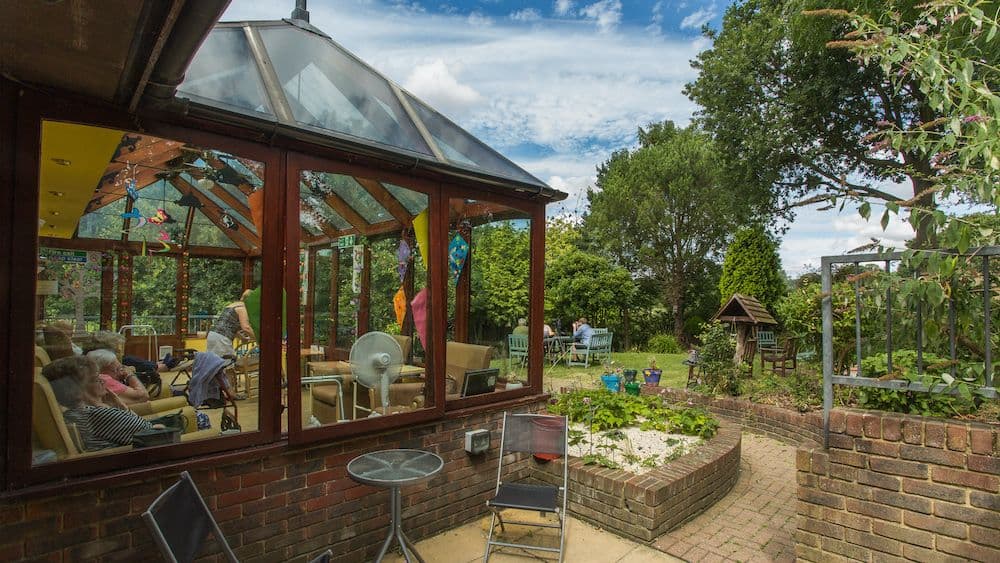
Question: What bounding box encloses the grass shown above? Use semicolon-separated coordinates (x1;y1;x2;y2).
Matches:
491;351;690;393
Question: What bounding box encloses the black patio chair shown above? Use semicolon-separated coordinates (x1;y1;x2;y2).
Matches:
143;471;332;563
484;412;569;562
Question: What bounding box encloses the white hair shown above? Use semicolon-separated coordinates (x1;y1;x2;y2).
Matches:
86;348;119;370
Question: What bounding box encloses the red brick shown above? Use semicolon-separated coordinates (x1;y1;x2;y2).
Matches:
923;422;946;448
820;535;870;561
901;419;923;444
796;449;812;471
241;467;285;488
857;469;900;491
856;439;900;457
845;412;864;437
936;535;1000;561
970;490;1000;510
821;507;871;532
844;528;901;556
829;410;846;434
932;466;999;492
799;488;845;509
845;498;902;523
946;425;967;451
901;478;966;503
899;444;965;467
26;524;96;557
802;517;845;540
904;511;967;538
870;457;928;479
882;416;902;442
970;428;996;455
827;462;857;481
0;543;24;561
971;524;1000;548
829;449;866;468
828;433;854;450
968;454;1000;475
872;520;933;548
870;489;932;514
935;501;1000;529
811;452;829;475
217;485;264;508
862;414;881;439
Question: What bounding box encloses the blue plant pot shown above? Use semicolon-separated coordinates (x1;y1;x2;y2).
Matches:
600;374;621;392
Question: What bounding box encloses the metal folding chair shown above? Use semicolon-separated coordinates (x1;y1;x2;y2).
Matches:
143;471;332;563
484;413;569;562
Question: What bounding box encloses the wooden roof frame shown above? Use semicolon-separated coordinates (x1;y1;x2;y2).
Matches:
712;293;778;326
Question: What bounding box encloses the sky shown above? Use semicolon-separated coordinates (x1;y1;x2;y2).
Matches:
222;0;917;276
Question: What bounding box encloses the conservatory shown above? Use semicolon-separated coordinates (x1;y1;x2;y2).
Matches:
2;6;563;491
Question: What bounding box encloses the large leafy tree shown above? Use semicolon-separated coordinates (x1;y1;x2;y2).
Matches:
686;0;947;245
584;122;753;342
718;225;786;311
545;249;636;332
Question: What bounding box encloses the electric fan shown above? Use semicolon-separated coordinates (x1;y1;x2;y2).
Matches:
349;331;404;416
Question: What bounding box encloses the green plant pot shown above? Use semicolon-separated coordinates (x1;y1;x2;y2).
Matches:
623;381;641;396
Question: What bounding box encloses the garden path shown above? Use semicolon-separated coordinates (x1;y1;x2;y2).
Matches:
652;433;797;562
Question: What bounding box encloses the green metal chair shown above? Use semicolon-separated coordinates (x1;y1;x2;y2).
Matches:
508;334;529;367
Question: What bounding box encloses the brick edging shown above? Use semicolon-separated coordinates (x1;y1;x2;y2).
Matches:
536;418;742;543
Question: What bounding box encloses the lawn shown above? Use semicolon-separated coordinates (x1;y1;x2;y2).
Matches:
510;351;690;394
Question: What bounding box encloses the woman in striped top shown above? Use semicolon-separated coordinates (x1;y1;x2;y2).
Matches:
42;356;158;451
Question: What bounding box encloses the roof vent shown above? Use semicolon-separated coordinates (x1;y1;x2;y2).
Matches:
291;0;310;22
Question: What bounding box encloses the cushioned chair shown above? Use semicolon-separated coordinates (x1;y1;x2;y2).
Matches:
32;374;215;461
445;342;493;400
35;346;52;367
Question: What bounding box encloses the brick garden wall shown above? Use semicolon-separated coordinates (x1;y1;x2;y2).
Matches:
535;419;741;542
0;402;544;563
641;386;1000;561
797;410;1000;562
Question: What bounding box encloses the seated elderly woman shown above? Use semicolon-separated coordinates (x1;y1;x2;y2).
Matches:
42;356;160;451
82;330;178;374
86;348;150;406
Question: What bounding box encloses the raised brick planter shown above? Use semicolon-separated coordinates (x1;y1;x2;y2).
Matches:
534;418;741;542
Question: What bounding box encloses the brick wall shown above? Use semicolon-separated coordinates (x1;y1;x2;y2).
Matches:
0;402;544;563
797;410;1000;562
535;420;741;542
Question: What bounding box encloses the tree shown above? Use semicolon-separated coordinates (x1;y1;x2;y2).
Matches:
584;122;754;342
821;0;1000;249
686;0;951;246
718;225;786;311
545;249;636;332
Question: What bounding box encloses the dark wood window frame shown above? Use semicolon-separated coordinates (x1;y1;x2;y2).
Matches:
1;84;549;492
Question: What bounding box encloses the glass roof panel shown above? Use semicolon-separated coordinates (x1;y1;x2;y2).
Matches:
188;209;238;248
384;183;429;215
258;27;433;157
303;172;390;225
177;28;273;117
403;92;541;185
77;197;127;240
299;182;352;232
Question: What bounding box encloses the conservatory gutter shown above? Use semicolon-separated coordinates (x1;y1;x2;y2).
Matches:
167;99;566;201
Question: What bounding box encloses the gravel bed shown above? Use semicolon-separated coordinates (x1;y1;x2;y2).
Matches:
568;421;701;475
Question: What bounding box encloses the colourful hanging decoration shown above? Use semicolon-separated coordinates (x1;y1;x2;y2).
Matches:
410;288;428;348
148;208;175;224
121;208;141;220
220;212;238;230
157;230;171;241
412;209;429;264
448;232;469;286
154;240;171;253
393;286;407;328
126;184;139;201
396;239;410;282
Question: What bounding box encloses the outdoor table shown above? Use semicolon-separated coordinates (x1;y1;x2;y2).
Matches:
544;336;574;366
347;449;444;563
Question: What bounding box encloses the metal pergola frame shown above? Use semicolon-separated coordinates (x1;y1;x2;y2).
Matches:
821;247;999;448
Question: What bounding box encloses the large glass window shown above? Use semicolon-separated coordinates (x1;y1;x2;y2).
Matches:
31;121;268;468
297;168;432;428
446;198;532;403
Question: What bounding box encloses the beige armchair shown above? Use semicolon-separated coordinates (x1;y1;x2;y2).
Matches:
445;342;493;400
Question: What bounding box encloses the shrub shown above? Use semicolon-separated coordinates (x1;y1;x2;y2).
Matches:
695;321;741;395
548;389;718;438
648;333;682;354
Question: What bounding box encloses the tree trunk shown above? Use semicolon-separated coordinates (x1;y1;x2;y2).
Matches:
906;155;937;248
671;289;685;343
622;307;631;350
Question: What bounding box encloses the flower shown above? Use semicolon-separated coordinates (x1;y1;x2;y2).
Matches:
962;115;989;124
582;397;591;405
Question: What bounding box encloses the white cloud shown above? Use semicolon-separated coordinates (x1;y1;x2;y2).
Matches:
467;11;493;27
403;60;482;117
580;0;622;33
680;4;716;30
646;0;665;35
510;8;542;22
554;0;574;17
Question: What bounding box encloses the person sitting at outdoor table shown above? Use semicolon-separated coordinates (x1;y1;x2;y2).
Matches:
543;322;554;338
512;318;529;336
42;356;160;451
86;348;150;406
571;317;594;360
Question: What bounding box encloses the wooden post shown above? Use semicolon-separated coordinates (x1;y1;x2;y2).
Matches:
402;245;415;338
358;246;371;334
304;246;317;346
242;257;253;291
454;227;471;343
116;252;133;329
100;252;114;329
328;247;340;355
176;253;189;336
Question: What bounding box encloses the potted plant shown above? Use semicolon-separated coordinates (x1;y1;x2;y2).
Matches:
643;357;662;386
599;360;620;392
504;370;524;390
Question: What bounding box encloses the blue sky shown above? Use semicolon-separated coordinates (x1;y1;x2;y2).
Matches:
223;0;916;275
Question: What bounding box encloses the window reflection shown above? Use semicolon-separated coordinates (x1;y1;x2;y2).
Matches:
32;121;266;465
298;169;432;427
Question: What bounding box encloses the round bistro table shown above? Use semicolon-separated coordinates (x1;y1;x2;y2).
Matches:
347;449;444;562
